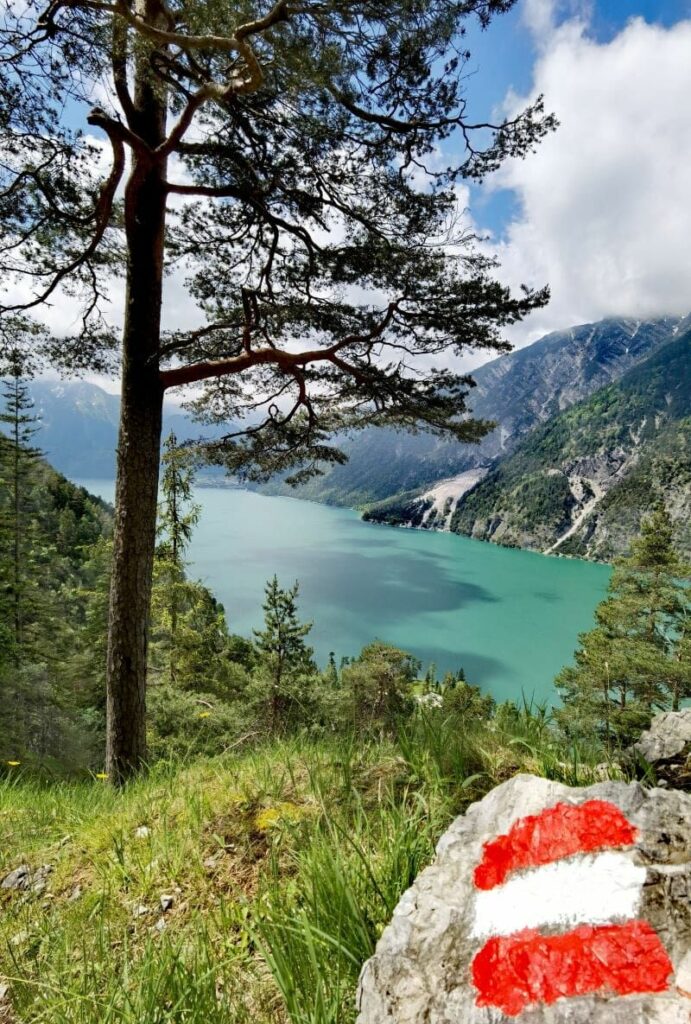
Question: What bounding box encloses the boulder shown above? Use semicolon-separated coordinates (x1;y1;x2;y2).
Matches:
356;774;691;1023
634;710;691;789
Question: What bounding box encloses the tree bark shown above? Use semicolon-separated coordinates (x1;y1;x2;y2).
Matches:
105;6;167;783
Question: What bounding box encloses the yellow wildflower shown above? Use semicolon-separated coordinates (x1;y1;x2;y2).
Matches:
6;760;20;767
254;802;304;831
95;772;109;780
197;711;212;719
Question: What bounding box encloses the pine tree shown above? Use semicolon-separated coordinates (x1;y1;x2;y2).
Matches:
0;357;42;662
252;578;316;734
556;503;691;748
341;642;419;735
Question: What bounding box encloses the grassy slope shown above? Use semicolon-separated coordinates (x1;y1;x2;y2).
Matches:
0;720;613;1024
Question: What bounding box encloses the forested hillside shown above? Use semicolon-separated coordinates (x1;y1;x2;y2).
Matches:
0;440;113;768
449;332;691;559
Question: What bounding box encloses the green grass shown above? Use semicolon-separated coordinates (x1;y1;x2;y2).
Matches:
0;714;616;1024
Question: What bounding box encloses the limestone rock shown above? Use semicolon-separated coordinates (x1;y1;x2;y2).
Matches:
635;710;691;789
357;774;691;1023
0;864;52;893
1;866;30;891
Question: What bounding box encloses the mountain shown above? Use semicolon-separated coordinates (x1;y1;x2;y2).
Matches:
446;332;691;559
14;381;219;479
7;316;688;525
262;315;684;506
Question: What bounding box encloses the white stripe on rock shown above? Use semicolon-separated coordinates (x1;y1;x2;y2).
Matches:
471;851;646;940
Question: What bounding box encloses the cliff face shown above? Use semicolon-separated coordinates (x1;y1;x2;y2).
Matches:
448;333;691;560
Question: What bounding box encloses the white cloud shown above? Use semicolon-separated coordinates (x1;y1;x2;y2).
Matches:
521;0;558;41
487;12;691;346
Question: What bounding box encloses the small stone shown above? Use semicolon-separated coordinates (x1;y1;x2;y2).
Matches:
133;904;150;918
154;916;167;933
203;855;219;870
134;825;150;839
159;894;174;913
1;865;30;890
68;885;82;902
0;982;9;1001
10;931;28;947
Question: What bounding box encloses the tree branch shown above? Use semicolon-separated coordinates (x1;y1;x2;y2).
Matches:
0;114;125;314
160;302;398;390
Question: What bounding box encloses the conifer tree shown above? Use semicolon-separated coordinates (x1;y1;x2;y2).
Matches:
252;577;315;733
341;641;418;735
0;356;42;662
156;432;200;681
556;503;691;747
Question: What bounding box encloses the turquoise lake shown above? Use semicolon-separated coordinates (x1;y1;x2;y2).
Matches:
78;482;610;704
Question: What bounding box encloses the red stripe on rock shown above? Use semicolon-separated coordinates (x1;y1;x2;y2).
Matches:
472;920;672;1017
473;800;637;891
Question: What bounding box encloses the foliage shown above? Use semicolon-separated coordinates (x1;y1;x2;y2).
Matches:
0;394;112;769
339;642;419;736
556;503;691;748
0;357;43;663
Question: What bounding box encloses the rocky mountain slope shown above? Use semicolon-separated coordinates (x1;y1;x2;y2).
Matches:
263;315;684;506
447;331;691;559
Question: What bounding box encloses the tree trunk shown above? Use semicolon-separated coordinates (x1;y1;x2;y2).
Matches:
105;9;167;783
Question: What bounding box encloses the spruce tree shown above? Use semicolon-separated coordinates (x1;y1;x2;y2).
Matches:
252;577;315;734
556;503;691;747
156;432;201;682
0;356;42;662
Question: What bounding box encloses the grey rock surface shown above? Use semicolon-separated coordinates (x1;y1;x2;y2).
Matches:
0;864;52;893
356;774;691;1023
1;866;30;891
635;711;691;789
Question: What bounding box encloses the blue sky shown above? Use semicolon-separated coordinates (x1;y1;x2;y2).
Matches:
462;0;691;238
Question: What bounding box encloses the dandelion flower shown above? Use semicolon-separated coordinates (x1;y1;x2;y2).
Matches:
197;711;212;719
7;760;20;767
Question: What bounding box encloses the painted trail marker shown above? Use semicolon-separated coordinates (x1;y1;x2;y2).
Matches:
357;776;691;1024
470;800;672;1016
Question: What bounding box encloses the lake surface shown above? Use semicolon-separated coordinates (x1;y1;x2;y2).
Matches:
78;482;610;704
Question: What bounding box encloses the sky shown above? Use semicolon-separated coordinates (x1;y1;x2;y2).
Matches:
458;0;691;345
22;0;691;387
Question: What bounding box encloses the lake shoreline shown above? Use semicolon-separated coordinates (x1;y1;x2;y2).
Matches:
75;479;610;704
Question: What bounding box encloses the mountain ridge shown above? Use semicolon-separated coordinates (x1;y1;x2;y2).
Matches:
446;332;691;559
260;314;685;506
